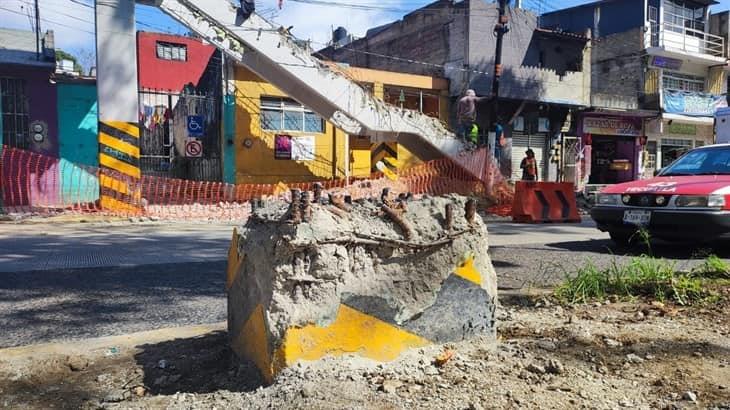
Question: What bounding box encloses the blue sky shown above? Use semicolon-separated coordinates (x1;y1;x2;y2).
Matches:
0;0;729;63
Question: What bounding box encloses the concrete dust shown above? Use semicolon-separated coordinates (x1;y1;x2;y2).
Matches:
1;295;729;409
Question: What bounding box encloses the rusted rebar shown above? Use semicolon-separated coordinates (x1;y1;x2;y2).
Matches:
289;189;302;224
312;183;323;203
301;191;312;222
445;203;454;231
382;204;413;241
465;199;476;224
381;187;391;204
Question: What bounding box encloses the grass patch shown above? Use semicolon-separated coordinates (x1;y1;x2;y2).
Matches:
555;256;711;306
692;255;730;279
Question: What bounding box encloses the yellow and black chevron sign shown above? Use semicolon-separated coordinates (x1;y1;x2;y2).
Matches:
371;142;398;173
98;121;141;213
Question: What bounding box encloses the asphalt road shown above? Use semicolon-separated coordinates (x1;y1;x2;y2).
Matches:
1;219;728;347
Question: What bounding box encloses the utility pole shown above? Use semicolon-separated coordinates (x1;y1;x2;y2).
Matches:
490;0;510;168
727;74;730;107
34;0;41;60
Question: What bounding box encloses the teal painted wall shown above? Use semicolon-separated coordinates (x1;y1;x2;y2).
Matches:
222;94;236;184
57;83;100;205
57;83;99;167
58;158;100;205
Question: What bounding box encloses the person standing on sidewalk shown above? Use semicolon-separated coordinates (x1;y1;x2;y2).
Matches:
456;89;487;146
520;149;538;181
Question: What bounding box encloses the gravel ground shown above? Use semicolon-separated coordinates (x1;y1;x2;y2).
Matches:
1;293;728;410
0;262;226;348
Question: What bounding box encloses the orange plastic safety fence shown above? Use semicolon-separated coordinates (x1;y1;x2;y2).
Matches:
1;145;513;220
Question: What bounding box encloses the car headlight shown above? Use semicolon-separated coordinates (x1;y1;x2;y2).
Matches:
596;194;620;205
708;195;726;208
675;195;726;208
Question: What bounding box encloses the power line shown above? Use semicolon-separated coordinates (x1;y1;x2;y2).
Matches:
0;5;95;34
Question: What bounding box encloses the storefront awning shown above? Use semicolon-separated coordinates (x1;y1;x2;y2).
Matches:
662;113;714;125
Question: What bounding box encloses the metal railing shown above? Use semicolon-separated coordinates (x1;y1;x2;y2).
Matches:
647;22;726;58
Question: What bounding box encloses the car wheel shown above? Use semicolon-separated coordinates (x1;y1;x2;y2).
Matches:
609;231;633;247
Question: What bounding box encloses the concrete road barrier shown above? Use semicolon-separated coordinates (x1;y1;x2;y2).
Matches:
227;195;497;383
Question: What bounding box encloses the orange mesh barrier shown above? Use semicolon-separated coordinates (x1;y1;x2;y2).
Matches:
1;145;513;220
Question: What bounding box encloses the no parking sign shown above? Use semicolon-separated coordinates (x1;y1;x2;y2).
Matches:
185;139;203;157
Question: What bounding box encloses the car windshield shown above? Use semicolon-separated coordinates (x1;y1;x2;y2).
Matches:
659;146;730;176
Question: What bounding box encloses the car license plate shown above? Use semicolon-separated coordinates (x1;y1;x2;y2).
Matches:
623;210;651;226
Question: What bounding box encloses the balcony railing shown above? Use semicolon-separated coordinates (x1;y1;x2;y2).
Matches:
647;22;726;59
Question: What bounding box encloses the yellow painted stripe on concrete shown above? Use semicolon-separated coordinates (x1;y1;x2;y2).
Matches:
227;228;244;290
104;121;140;138
100;175;131;195
454;256;482;286
100;132;140;158
100;195;140;214
276;304;429;369
231;304;274;383
100;153;141;179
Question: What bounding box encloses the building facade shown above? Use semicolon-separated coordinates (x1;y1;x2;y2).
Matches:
319;0;593;183
542;0;729;188
136;32;223;181
230;63;450;184
0;28;58;156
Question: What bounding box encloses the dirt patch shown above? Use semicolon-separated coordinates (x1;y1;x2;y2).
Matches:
1;294;728;409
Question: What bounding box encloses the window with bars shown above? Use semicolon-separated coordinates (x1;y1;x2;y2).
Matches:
662;71;705;92
156;41;187;61
0;78;30;149
663;0;706;35
260;97;324;133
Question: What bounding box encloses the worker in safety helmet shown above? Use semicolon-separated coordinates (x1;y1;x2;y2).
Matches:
457;89;487;146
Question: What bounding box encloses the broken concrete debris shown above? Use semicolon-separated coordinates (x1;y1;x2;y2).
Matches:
227;194;498;382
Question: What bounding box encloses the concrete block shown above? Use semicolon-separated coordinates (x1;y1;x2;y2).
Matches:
226;195;497;383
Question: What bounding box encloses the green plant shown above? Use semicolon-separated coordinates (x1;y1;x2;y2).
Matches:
631;227;652;256
693;255;730;279
555;255;707;306
554;262;607;304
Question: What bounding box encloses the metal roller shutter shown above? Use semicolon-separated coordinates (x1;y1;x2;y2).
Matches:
511;133;547;181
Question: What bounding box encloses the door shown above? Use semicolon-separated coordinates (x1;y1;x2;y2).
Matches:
561;136;579;185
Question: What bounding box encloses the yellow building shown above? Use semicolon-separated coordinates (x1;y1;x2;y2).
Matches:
233;64;450;185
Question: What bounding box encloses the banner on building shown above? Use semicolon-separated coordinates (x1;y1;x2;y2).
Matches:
291;136;315;161
582;116;642;137
274;134;292;160
663;90;727;117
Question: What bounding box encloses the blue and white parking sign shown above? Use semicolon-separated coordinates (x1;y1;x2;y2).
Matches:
187;115;204;136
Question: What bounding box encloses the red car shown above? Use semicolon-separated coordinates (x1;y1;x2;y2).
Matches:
591;144;730;245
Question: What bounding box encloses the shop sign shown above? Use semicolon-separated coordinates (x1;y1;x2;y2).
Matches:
667;122;696;136
663;90;727;116
582;116;642;137
649;56;682;70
